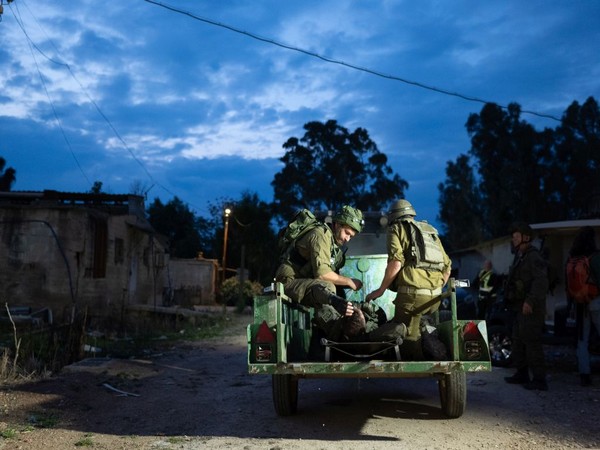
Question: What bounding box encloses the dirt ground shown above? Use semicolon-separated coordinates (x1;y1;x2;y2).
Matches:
0;311;599;450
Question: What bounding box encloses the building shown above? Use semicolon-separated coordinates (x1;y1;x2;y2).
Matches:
0;190;217;327
449;219;600;323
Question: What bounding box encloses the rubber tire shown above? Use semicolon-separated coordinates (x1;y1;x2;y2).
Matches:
487;325;513;367
439;370;466;419
272;374;298;416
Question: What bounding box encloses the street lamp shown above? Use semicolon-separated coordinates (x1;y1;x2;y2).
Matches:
221;207;231;284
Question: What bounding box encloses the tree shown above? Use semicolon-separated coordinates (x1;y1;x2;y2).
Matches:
437;154;483;251
147;197;202;258
548;97;600;219
271;120;408;220
438;97;600;248
129;179;153;198
90;181;103;194
465;103;550;239
207;192;278;285
0;157;16;191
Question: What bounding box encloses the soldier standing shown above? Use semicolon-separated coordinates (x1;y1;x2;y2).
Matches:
504;222;549;391
474;260;498;319
365;199;452;360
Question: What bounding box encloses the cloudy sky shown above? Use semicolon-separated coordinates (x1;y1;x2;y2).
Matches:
1;1;598;227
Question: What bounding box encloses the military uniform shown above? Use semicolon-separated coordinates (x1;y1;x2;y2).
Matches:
505;246;549;384
388;220;452;359
476;268;497;319
275;224;347;339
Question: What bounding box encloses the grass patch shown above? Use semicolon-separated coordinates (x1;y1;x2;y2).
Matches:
74;434;94;447
0;428;17;439
28;412;59;428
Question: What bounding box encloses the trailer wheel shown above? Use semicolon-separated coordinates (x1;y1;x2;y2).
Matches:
272;374;298;416
439;371;466;418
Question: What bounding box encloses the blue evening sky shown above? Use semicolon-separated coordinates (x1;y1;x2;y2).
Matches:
1;1;598;227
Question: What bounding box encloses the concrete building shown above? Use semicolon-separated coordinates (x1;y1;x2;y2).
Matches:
0;190;217;327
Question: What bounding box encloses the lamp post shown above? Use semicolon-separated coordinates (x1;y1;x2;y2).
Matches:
221;207;231;285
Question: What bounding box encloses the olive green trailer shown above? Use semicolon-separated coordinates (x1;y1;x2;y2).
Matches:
247;278;491;419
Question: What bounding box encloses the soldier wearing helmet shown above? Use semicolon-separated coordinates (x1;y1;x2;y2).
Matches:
366;199;452;360
274;205;365;341
504;222;549;391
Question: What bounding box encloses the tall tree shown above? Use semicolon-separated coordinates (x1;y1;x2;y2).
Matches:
437;154;483;251
272;120;408;220
438;97;600;248
147;197;202;258
548;97;600;219
465;103;549;239
0;157;16;191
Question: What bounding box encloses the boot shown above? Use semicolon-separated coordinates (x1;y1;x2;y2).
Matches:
580;374;592;387
523;378;548;391
504;367;530;384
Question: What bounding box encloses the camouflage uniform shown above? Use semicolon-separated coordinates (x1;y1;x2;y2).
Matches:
275;224;347;339
505;246;549;382
388;220;452;359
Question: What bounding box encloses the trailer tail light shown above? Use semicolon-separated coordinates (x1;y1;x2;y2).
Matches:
463;321;483;360
255;320;275;362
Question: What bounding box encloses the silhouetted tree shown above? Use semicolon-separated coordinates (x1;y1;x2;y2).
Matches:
438;97;600;248
90;181;103;194
207;192;277;285
466;102;549;239
438;154;483;251
147;197;202;258
0;157;16;191
547;97;600;219
272;120;408;220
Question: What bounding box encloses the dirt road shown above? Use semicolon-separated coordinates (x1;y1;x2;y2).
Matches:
0;312;599;450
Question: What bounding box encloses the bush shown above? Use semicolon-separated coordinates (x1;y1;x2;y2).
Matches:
219;278;263;310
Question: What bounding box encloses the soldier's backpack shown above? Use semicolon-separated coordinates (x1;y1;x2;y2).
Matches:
566;254;599;303
401;219;445;271
277;209;321;262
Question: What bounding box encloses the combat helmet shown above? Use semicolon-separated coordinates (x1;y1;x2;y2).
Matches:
333;205;364;233
388;199;416;222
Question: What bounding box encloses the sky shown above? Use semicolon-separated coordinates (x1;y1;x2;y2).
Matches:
1;1;599;228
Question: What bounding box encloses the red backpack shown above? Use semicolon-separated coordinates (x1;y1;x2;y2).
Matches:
566;255;599;303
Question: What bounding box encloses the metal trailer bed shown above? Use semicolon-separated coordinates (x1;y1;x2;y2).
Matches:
247;278;491;418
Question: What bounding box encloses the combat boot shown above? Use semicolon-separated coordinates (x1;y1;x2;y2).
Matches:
523;378;548;391
504;367;530;384
580;374;592;386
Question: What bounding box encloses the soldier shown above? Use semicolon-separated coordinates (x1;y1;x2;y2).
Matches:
274;205;364;340
504;222;549;391
365;199;452;360
473;260;498;319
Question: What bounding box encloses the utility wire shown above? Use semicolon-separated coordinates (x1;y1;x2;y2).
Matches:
10;1;91;186
8;1;208;215
143;0;561;123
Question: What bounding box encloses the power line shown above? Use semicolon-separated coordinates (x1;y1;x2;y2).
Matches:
143;0;561;123
10;1;91;186
7;0;209;215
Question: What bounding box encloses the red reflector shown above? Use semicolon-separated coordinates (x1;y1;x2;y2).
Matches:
463;321;480;340
255;321;275;362
256;320;275;343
